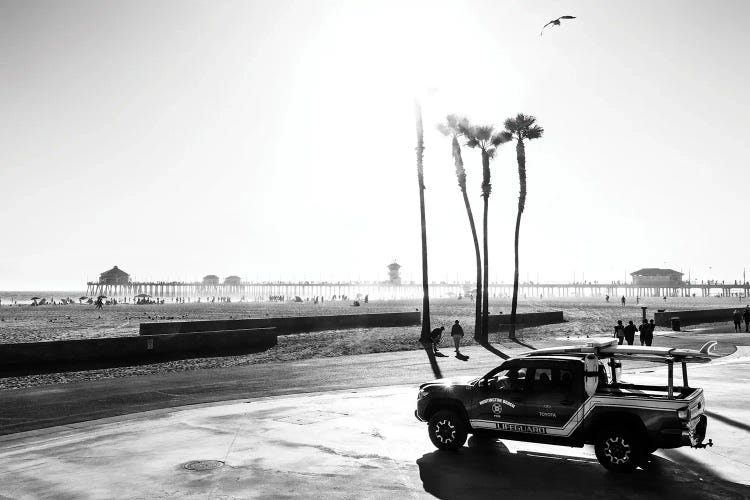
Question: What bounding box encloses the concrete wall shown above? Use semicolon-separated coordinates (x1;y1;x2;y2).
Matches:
139;311;421;336
0;328;277;374
653;308;743;327
487;311;565;332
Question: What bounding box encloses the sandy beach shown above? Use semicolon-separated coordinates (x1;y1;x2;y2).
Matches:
0;295;744;390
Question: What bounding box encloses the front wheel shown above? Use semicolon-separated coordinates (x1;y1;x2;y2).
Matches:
594;428;643;472
428;410;467;451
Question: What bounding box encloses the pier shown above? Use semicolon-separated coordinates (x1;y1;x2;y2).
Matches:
85;280;750;301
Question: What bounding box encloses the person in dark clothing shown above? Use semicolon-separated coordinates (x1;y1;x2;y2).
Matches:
733;309;742;332
743;307;750;333
450;320;464;355
623;320;637;345
621;296;626;306
614;320;625;345
638;320;649;346
429;326;445;354
647;319;656;346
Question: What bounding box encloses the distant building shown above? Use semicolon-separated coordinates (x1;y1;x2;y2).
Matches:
630;268;684;287
99;266;131;285
388;262;402;285
202;275;220;286
223;275;242;286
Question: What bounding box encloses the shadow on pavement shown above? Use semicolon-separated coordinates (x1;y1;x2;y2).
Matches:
477;342;510;360
420;341;443;379
416;436;750;500
510;338;536;350
705;410;750;433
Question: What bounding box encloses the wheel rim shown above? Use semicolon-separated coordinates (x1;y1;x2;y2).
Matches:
434;419;456;444
603;436;631;465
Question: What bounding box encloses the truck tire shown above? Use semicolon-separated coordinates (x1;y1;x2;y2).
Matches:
428;410;468;451
594;427;643;472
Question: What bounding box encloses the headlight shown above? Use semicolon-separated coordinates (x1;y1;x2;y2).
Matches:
677;407;690;421
418;388;428;399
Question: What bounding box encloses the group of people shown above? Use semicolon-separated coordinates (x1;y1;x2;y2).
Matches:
422;320;466;358
732;307;750;332
614;319;655;346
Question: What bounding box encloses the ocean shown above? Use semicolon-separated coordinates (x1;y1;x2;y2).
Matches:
0;291;86;305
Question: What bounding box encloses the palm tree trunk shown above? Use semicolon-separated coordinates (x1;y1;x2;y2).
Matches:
414;101;431;341
460;186;482;342
509;138;526;340
480;149;491;342
509;209;522;339
482;195;490;341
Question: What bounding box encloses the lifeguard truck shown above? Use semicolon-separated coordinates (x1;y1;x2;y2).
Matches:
415;338;714;472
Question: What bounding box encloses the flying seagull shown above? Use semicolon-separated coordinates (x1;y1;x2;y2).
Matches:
540;15;576;36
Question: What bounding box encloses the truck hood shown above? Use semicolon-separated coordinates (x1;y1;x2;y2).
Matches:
419;375;477;390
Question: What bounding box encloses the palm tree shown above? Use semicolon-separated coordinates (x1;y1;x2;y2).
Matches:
502;113;544;340
438;115;482;342
414;101;431;340
460;122;511;342
413;101;444;379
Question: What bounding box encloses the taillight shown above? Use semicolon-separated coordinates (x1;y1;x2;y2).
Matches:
677;407;690;420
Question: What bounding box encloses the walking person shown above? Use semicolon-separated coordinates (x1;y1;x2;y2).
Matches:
450;320;466;358
623;320;637;346
621;296;626;306
743;306;750;333
614;320;625;345
733;309;742;332
638;319;649;346
646;319;656;346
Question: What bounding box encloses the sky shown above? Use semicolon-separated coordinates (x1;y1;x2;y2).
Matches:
1;0;749;290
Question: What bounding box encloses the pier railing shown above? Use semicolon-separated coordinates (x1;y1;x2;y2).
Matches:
85;281;750;301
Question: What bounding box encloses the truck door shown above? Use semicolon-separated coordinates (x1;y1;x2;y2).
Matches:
470;365;529;430
523;363;584;436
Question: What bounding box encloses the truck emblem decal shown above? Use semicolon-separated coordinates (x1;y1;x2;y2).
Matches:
479;398;516;409
492;403;502;414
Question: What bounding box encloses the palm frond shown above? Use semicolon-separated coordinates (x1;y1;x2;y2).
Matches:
516;113;537;129
494;131;513;145
465;136;480;148
504;113;538;135
524;125;544;140
457;119;473;137
503;117;520;133
474;125;494;142
436;123;451;136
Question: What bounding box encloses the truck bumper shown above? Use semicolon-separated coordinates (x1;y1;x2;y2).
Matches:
656;415;708;449
415;409;426;422
688;414;708;447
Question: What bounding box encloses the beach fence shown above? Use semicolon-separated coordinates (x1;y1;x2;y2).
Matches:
0;328;278;375
488;311;565;332
653;308;743;328
139;311;421;336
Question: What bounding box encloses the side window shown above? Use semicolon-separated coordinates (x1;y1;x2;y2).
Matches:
529;367;576;395
534;368;553;389
559;369;574;393
489;366;527;391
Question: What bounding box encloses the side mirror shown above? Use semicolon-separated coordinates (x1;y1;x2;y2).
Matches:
478;379;487;388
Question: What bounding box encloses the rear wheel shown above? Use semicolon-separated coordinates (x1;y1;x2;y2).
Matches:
428;410;467;451
594;428;643;472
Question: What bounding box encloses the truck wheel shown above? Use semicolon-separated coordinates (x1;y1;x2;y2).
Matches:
594;428;642;472
428;410;467;451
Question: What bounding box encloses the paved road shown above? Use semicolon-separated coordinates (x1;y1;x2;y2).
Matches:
0;348;748;499
0;329;747;436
